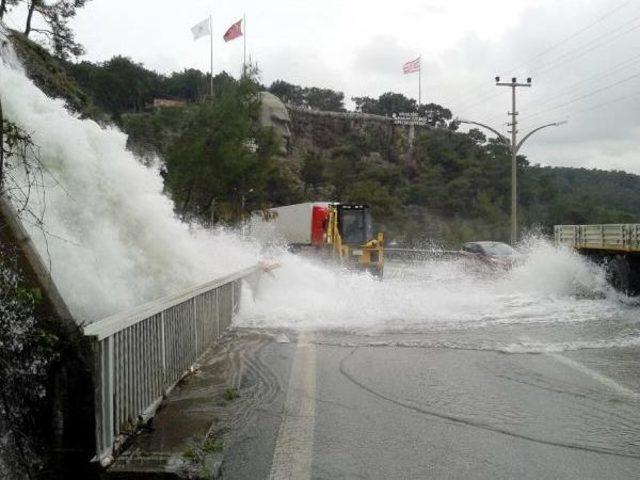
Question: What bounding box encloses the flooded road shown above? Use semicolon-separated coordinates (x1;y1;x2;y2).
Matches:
222;247;640;479
219;326;640;479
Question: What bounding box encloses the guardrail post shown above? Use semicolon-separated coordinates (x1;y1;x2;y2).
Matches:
93;335;115;463
107;337;114;451
192;297;198;356
160;311;166;385
215;288;220;338
232;281;237;314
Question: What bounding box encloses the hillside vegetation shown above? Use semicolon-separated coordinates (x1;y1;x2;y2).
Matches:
11;33;640;246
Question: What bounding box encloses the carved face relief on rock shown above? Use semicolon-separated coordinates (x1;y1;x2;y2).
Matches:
258;91;291;155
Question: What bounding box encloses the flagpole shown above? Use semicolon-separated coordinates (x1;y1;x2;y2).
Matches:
418;55;421;107
209;14;213;97
242;13;247;77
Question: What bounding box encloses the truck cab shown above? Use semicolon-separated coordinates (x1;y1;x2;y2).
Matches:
325;203;384;277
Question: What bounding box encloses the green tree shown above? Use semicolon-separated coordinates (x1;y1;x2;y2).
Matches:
269;80;304;106
0;254;58;479
418;102;452;128
352;96;380;114
162;68;209;103
25;0;90;59
163;75;283;223
353;92;421;116
377;92;416;116
303;86;345;111
301;151;325;189
269;81;345;111
467;128;487;145
345;179;401;220
69;56;161;117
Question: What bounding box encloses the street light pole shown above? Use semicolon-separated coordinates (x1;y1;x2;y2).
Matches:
459;78;565;245
496;77;530;245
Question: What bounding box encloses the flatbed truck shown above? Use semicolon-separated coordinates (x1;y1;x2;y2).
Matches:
555;224;640;294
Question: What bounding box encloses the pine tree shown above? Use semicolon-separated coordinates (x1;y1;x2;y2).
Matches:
24;0;90;59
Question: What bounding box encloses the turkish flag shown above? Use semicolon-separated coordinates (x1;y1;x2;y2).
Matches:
223;19;243;42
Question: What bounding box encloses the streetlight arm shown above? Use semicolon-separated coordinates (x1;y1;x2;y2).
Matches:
458;119;509;145
514;121;566;153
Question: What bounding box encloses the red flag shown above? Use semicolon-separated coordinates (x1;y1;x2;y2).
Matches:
223;19;243;42
403;57;420;74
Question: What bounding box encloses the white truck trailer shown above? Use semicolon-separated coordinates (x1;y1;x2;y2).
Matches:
555;224;640;294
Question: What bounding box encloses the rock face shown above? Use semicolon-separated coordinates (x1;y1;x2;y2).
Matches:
286;106;420;167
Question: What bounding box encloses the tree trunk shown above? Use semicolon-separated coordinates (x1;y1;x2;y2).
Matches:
0;0;7;20
24;1;37;37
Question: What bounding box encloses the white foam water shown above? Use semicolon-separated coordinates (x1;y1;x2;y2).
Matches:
0;35;260;321
240;238;613;328
239;238;640;352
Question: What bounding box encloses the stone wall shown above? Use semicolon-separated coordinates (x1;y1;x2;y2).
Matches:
286;106;425;166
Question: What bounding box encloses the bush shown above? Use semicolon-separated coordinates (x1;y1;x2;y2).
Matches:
0;252;58;479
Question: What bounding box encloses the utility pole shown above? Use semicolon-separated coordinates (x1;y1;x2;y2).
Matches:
459;76;565;245
496;76;530;245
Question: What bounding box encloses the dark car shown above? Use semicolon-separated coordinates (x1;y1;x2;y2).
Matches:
460;241;522;271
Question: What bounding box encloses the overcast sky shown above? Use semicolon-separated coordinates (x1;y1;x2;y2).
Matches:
6;0;640;174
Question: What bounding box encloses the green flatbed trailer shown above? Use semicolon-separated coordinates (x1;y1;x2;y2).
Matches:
554;224;640;294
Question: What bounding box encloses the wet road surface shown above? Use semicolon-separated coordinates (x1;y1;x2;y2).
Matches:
221;326;640;480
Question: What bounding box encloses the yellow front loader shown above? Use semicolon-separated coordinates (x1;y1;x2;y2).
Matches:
324;204;384;278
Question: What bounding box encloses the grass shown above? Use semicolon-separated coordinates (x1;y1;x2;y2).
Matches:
202;437;224;453
223;387;240;402
182;446;198;462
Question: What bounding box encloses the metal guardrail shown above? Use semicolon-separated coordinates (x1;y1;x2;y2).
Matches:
555;224;640;252
83;265;263;465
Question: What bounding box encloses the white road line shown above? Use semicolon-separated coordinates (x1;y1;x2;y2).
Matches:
546;352;640;399
269;331;317;480
520;335;640;399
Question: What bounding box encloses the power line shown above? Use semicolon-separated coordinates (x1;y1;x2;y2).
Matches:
523;70;640;121
529;13;640;78
519;51;640;113
569;90;640;117
452;1;636;115
460;20;640;125
508;0;635;74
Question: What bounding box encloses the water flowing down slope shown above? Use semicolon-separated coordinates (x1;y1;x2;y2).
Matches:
0;37;259;321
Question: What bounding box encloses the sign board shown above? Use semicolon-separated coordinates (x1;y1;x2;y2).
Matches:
392;112;429;126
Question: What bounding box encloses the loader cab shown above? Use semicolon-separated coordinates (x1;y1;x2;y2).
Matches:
336;204;374;245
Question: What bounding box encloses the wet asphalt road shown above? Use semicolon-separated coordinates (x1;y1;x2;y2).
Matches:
221;328;640;480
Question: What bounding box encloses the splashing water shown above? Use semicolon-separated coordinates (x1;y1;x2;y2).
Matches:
239;237;613;330
239;237;640;353
0;36;260;321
